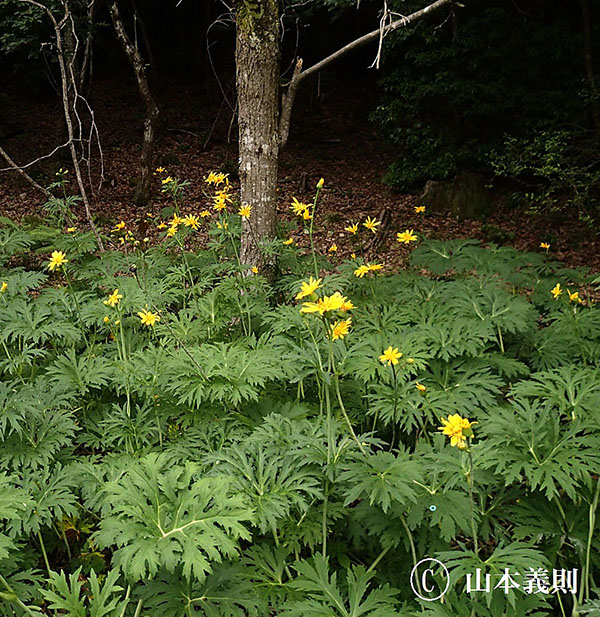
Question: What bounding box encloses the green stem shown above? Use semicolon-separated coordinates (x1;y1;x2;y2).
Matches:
308;187;322;278
467;449;479;557
37;530;52;578
580;476;600;604
400;516;422;596
0;574;40;617
367;545;391;574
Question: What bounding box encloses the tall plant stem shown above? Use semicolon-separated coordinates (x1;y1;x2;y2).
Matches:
580;475;600;604
37;530;52;577
467;449;479;557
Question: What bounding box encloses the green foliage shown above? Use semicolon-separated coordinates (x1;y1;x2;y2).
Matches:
373;0;600;218
0;217;598;617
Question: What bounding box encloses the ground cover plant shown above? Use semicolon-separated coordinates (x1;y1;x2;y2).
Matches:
1;175;600;617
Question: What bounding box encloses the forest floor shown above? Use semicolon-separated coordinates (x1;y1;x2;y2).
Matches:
1;74;600;275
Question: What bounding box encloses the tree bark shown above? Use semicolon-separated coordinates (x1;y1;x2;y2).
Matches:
109;0;159;206
236;0;280;271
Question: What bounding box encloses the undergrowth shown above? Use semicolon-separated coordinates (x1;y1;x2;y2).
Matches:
0;174;599;617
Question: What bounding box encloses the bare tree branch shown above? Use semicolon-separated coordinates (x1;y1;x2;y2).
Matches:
279;0;454;147
0;145;52;198
17;0;104;250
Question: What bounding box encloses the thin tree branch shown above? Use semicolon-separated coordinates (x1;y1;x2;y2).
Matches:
17;0;104;250
278;0;454;147
0;144;52;198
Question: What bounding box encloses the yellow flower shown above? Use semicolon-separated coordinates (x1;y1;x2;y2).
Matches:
251;266;259;274
214;189;233;205
330;318;352;340
414;206;426;213
0;281;7;293
114;319;120;325
200;210;211;218
67;226;77;233
103;316;110;323
344;222;359;235
47;250;68;271
138;309;160;326
540;242;550;250
302;209;313;221
238;205;252;219
104;289;123;308
415;381;426;392
170;214;182;227
340;298;355;312
155;167;166;173
406;357;415;364
438;414;477;449
214;200;227;212
205;171;228;185
351;253;357;259
328;244;337;253
568;289;580;303
183;214;200;230
161;176;174;185
354;265;370;278
283;237;294;245
397;229;418;244
167;226;177;237
363;216;381;233
143;237;150;243
290;197;310;216
296;276;322;300
146;212;154;218
215;221;229;230
317;178;324;189
379;346;402;366
368;263;383;272
111;221;126;233
551;283;562;299
157;222;167;229
300;292;348;315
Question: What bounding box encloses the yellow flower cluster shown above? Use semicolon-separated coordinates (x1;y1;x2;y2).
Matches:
300;291;354;316
438;414;477;449
205;171;229;186
551;283;583;303
354;263;383;278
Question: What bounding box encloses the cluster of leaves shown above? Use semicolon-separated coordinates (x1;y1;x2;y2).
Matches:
373;0;600;220
0;215;599;617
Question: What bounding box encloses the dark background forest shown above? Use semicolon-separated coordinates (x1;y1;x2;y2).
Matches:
0;0;599;263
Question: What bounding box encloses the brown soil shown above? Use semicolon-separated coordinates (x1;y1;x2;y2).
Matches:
1;74;599;275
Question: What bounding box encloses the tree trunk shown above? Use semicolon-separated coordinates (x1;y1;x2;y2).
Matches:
236;0;280;272
109;0;159;206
